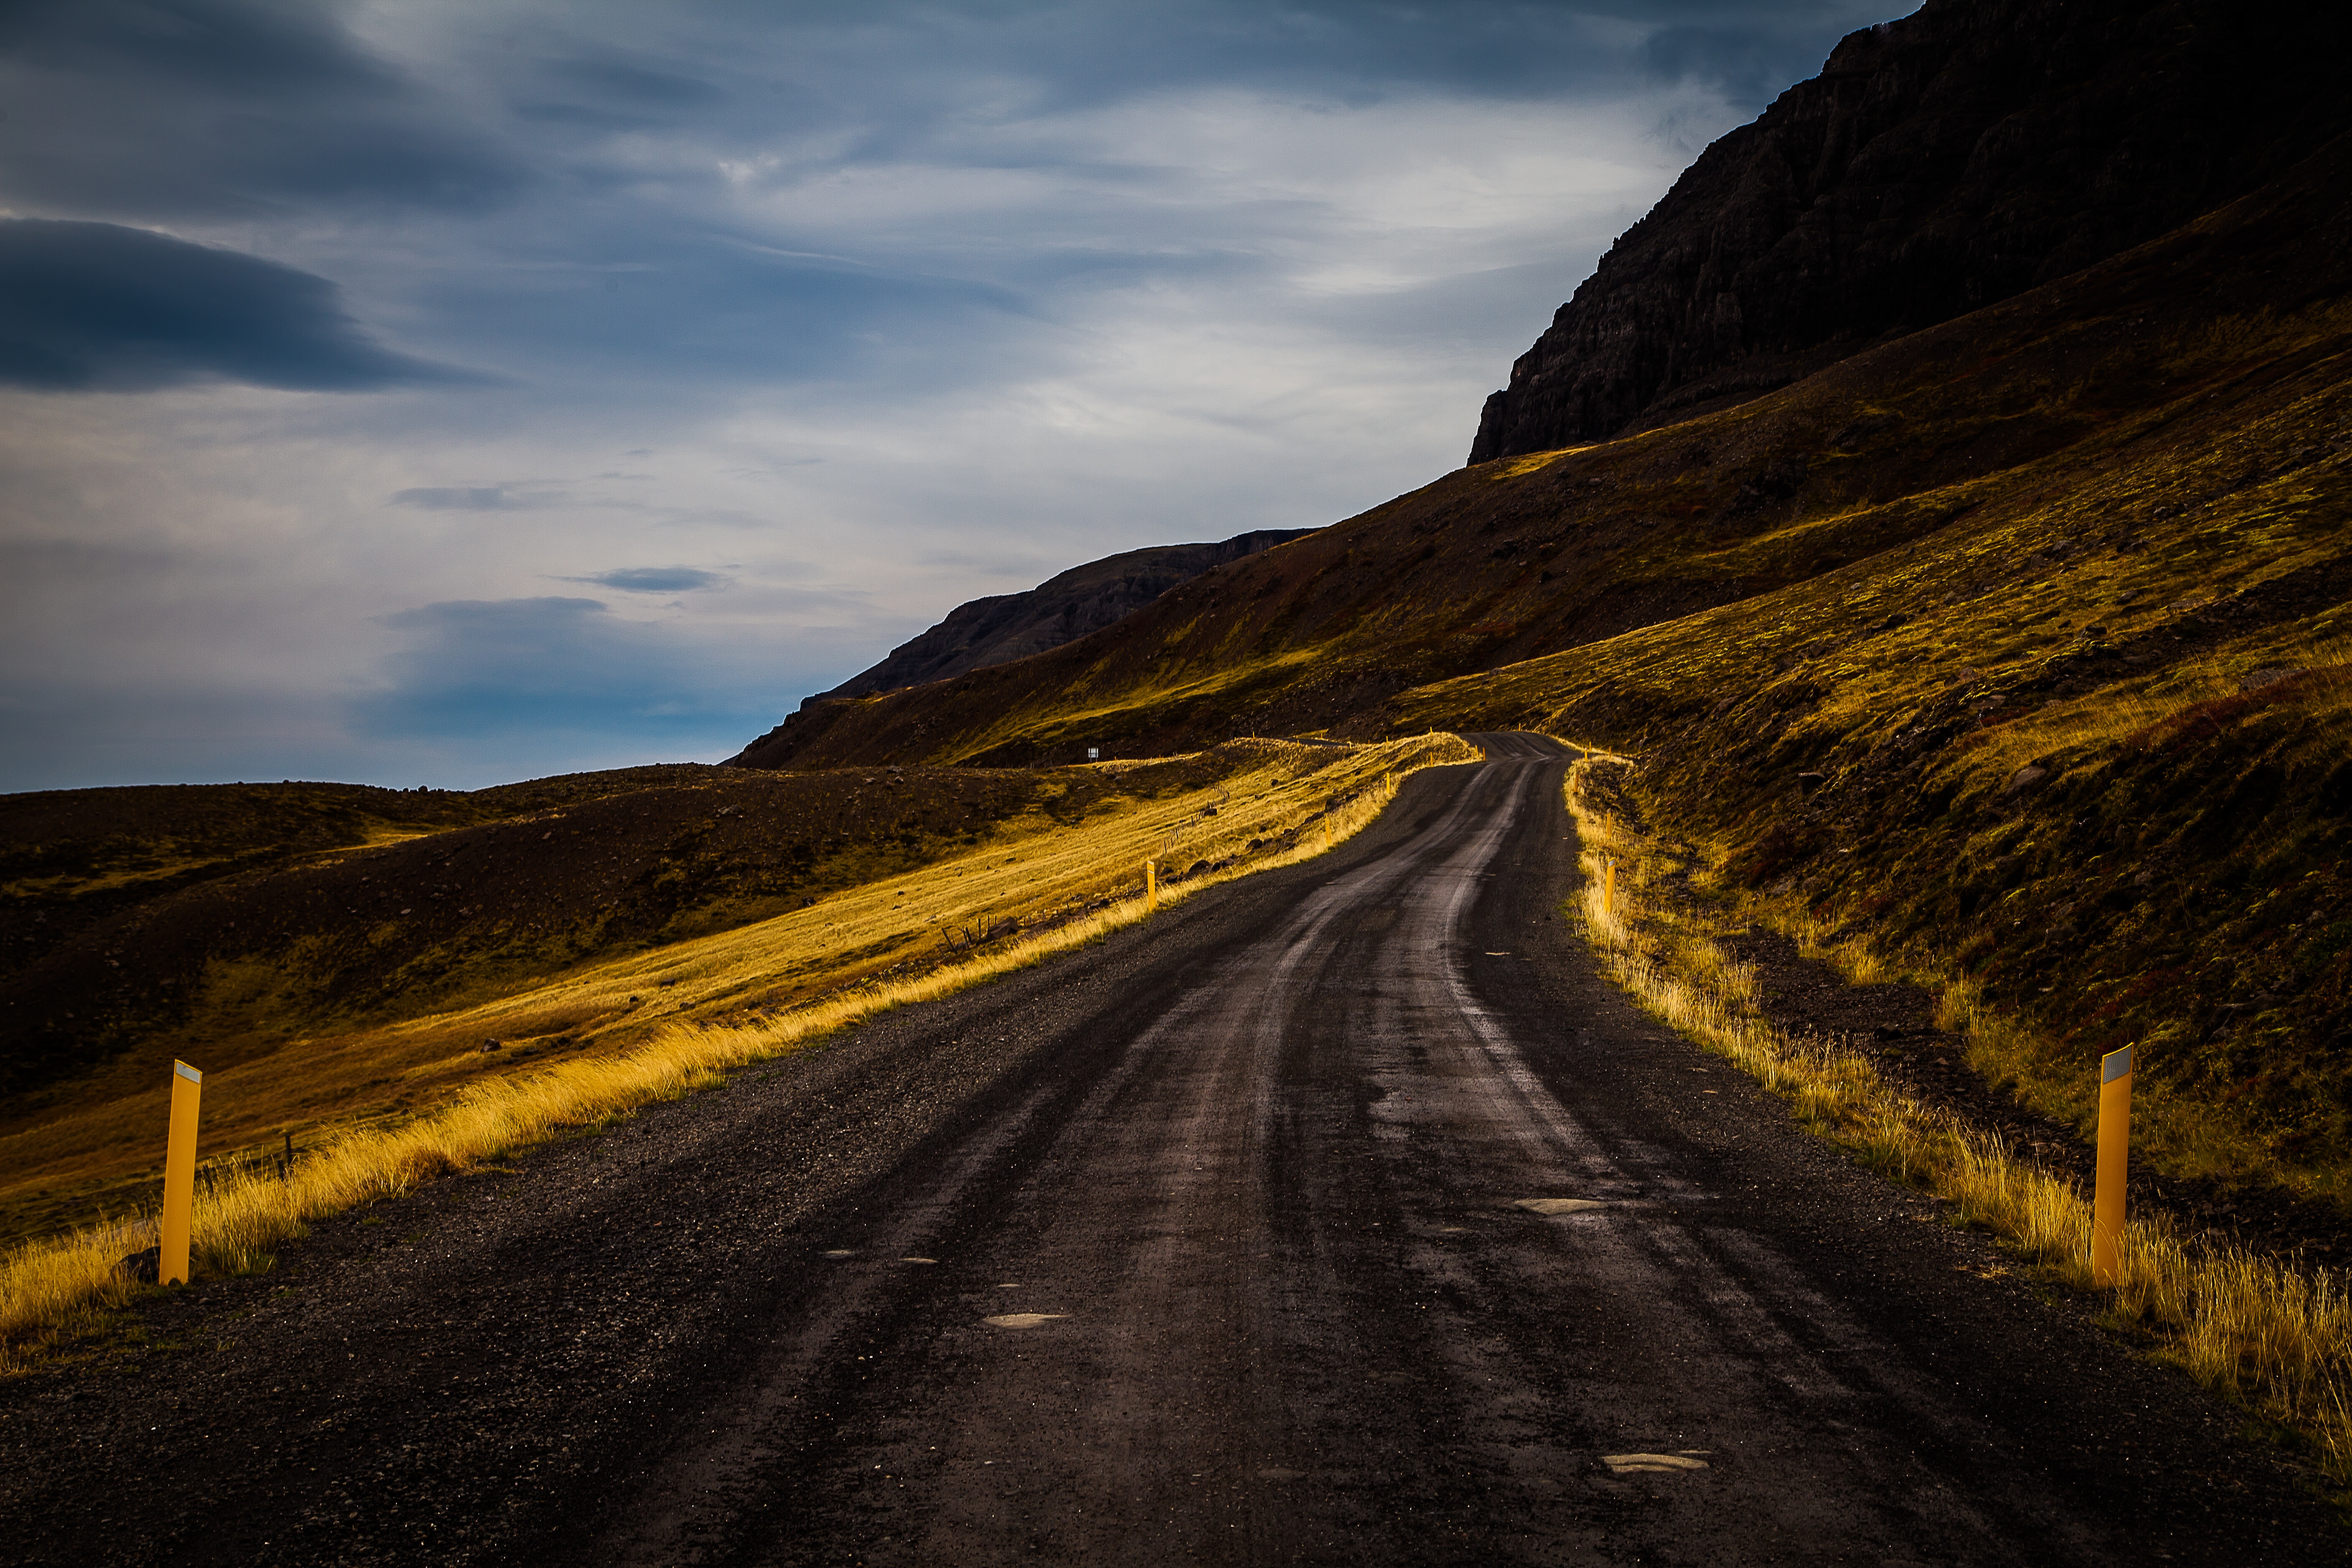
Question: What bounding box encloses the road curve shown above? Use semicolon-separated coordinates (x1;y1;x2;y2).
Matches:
0;736;2336;1565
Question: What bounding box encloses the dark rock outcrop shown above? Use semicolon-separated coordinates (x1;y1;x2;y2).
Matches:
1469;0;2352;463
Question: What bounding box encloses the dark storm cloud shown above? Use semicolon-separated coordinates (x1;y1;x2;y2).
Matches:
0;219;471;392
0;0;527;220
570;567;732;593
357;597;765;744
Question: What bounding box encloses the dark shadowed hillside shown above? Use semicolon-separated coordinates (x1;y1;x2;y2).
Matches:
1468;0;2352;462
0;765;1070;1119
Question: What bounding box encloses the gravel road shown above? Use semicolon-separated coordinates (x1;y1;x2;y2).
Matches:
0;734;2339;1565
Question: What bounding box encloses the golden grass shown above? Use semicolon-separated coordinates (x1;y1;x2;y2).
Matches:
1560;753;2352;1485
2;738;1457;1230
1486;446;1593;481
0;733;1475;1372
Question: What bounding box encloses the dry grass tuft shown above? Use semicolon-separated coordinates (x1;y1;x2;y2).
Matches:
1561;752;2352;1485
0;734;1474;1373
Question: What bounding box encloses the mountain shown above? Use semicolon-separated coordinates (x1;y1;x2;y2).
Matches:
713;4;2352;1193
729;529;1310;768
725;128;2352;772
1467;0;2352;462
725;0;2352;780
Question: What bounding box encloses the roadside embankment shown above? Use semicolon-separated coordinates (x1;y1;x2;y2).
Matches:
1562;748;2352;1488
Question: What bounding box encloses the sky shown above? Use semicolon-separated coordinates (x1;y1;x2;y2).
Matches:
0;0;1899;792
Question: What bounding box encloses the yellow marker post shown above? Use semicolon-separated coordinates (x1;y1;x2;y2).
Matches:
2091;1043;2134;1286
160;1059;203;1287
1145;859;1158;913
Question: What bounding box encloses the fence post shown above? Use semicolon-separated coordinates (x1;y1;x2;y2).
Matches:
2091;1043;2135;1286
161;1060;203;1286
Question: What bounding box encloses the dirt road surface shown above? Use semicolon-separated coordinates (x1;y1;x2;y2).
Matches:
0;735;2338;1564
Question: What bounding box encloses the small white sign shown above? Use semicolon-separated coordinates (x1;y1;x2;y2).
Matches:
1087;747;1100;760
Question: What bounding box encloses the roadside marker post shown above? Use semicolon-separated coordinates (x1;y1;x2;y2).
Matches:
2092;1044;2134;1286
161;1059;203;1287
1145;859;1158;913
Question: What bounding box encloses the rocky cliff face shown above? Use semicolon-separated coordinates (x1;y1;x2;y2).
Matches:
729;529;1310;766
1469;0;2352;463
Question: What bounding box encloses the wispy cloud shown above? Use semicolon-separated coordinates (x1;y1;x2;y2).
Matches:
348;596;791;771
389;486;561;511
565;566;732;593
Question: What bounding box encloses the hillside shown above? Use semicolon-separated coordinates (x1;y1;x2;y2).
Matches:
790;529;1311;709
725;116;2352;1200
728;134;2352;777
1395;138;2352;1190
1469;0;2352;460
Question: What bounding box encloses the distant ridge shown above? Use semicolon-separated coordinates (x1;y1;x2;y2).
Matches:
728;529;1310;766
1469;0;2352;462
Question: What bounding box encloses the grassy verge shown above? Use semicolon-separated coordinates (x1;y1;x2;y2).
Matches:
0;734;1475;1373
1561;748;2352;1487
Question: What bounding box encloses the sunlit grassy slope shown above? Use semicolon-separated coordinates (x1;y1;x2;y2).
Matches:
1392;142;2352;1205
0;736;1469;1247
751;138;2352;1208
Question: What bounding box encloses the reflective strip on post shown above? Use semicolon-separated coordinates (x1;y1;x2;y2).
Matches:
161;1059;204;1287
2092;1044;2134;1286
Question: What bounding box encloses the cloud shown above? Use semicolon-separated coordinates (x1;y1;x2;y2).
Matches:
567;567;732;593
322;592;848;784
389;486;545;510
0;219;471;392
0;0;526;220
359;597;748;739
